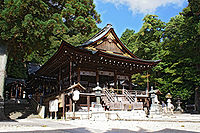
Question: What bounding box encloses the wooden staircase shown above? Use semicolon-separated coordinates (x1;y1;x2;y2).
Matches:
101;88;143;111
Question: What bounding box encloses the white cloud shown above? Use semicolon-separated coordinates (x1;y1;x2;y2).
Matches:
99;0;185;14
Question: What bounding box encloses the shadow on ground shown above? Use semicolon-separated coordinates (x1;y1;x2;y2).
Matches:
2;127;199;133
4;100;38;120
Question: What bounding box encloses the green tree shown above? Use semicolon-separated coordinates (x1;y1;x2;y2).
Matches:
120;15;166;90
25;0;101;64
0;0;101;119
0;0;65;119
120;1;200;105
120;29;135;49
160;0;200;105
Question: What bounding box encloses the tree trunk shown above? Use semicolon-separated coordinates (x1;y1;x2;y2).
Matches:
0;43;8;120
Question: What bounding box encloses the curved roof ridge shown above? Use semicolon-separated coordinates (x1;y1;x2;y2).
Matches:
79;24;112;47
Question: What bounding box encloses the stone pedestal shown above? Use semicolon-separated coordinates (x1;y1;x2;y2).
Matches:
91;111;106;121
149;103;162;118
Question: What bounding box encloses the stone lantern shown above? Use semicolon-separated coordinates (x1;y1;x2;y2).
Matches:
149;87;162;117
91;84;106;120
93;84;102;109
175;97;183;113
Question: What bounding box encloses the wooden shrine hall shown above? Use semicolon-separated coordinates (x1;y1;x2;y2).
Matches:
29;24;161;118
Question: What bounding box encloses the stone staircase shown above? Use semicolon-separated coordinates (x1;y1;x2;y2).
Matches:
4;99;40;120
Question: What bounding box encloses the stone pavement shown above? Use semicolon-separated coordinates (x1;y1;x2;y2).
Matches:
0;113;200;133
128;113;200;123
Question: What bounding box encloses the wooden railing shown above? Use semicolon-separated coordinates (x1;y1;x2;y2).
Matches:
128;90;147;96
102;88;147;97
123;89;135;103
103;89;115;102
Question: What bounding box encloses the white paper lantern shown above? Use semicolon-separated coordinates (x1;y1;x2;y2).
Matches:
72;90;80;101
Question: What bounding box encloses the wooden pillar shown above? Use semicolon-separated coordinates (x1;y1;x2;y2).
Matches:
62;93;65;119
69;97;72;112
146;98;150;109
48;82;51;94
77;67;80;82
114;71;117;89
147;72;150;97
59;67;62;91
69;61;72;86
10;86;13;98
19;86;22;99
87;96;90;112
129;75;132;90
96;70;99;85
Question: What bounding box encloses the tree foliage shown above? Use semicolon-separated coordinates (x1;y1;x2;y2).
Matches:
120;1;200;102
0;0;101;78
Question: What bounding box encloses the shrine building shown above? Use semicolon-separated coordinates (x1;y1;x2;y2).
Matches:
28;24;161;118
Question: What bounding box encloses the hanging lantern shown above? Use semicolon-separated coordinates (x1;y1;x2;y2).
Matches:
72;90;80;101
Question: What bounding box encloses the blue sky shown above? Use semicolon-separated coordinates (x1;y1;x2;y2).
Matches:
94;0;188;37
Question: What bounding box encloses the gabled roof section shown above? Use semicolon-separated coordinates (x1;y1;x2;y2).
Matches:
79;24;139;59
60;83;86;93
66;82;86;91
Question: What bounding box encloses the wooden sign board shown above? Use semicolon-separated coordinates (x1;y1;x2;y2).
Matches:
99;71;114;76
80;71;96;76
117;75;129;80
49;99;58;112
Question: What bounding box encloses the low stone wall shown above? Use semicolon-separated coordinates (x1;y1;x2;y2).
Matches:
106;110;147;120
66;112;91;120
65;110;147;120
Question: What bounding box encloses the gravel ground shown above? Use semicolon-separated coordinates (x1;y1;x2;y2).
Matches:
0;115;200;133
